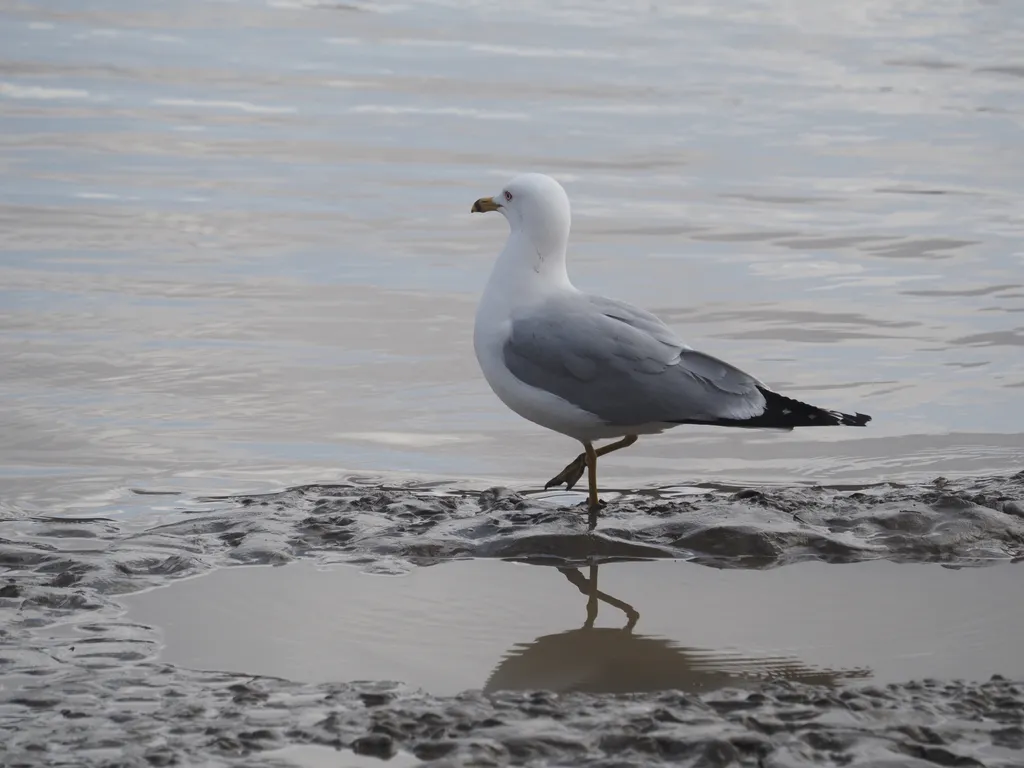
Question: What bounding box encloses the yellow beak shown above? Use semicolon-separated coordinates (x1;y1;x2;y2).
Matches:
471;196;501;213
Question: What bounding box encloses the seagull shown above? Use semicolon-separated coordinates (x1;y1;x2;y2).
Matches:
471;173;871;529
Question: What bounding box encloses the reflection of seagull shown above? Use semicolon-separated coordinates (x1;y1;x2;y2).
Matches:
471;174;871;528
483;565;870;694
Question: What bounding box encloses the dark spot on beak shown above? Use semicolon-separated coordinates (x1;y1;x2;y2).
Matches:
471;197;501;214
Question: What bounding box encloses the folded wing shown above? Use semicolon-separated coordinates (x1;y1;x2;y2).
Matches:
502;293;770;427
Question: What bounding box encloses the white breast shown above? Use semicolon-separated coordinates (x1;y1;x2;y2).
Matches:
472;224;632;443
473;305;612;441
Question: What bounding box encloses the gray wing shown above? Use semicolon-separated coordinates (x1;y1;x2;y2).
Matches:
502;293;768;427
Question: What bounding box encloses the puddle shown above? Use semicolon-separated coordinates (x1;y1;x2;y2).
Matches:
123;558;1024;696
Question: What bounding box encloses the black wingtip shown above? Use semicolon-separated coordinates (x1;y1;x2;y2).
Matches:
671;387;872;430
838;411;872;427
758;387;872;429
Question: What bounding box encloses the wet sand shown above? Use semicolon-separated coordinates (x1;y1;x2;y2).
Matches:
3;475;1024;766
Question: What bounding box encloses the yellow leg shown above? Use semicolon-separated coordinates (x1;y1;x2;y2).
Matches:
544;434;639;491
596;434;638;459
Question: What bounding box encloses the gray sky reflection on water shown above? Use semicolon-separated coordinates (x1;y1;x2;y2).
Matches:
122;559;1024;696
0;0;1023;512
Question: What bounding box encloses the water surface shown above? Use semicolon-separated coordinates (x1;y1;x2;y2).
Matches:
1;1;1023;513
122;558;1024;696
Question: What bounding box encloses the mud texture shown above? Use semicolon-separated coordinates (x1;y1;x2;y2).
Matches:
175;470;1021;569
2;471;1024;766
5;666;1024;767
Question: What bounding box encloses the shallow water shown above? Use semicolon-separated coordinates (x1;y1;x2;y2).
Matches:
2;0;1024;517
123;558;1024;696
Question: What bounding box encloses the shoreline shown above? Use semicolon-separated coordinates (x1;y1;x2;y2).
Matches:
2;471;1022;766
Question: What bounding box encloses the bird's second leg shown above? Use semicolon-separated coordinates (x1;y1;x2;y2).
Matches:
543;454;587;491
544;435;638;491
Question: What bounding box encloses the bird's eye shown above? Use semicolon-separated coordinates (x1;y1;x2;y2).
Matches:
504;190;513;202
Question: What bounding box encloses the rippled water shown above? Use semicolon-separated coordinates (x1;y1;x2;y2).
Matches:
1;0;1023;516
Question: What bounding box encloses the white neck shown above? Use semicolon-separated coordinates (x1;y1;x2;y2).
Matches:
479;229;574;321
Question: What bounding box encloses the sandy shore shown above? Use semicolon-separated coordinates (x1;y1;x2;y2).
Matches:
2;472;1023;766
